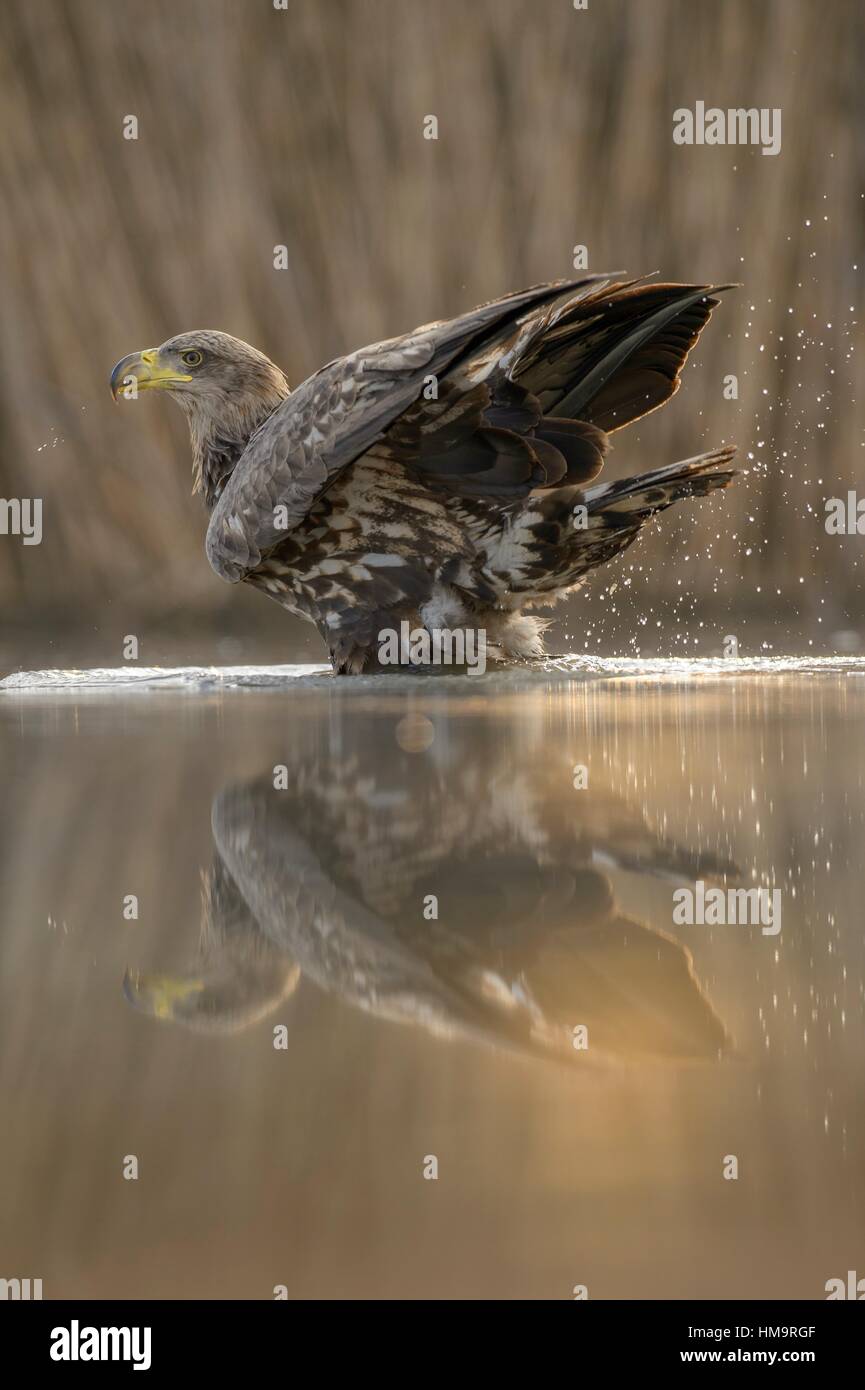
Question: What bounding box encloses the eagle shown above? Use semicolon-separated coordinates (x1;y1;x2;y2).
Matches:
124;750;734;1062
110;276;737;672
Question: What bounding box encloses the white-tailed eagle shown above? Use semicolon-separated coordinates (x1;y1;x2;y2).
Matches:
110;276;736;672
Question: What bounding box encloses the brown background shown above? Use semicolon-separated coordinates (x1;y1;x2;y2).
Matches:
0;0;862;665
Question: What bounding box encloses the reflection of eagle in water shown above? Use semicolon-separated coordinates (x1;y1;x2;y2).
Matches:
110;277;736;672
125;731;737;1064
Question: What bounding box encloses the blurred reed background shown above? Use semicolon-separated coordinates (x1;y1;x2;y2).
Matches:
0;0;862;662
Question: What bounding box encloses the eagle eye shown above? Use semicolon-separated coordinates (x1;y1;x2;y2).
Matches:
181;349;203;367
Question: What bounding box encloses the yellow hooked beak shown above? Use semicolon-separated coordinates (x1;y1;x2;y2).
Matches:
110;348;192;400
122;969;205;1019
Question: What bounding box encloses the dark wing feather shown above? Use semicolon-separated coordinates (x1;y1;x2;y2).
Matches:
205;276;612;582
515;280;729;429
383;280;729;501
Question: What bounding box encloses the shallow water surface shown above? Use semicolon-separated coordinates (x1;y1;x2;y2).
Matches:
1;661;863;1299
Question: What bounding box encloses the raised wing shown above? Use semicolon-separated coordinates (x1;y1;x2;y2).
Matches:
384;280;728;497
204;276;612;582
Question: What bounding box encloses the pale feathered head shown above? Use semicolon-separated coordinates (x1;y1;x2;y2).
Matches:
110;329;290;489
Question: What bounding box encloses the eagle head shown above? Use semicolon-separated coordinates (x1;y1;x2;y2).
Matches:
110;329;290;494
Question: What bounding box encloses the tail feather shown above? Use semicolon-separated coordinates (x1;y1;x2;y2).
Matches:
480;447;738;598
582;446;738;516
